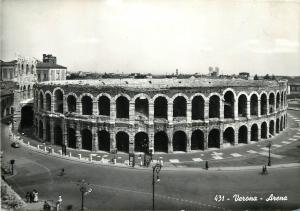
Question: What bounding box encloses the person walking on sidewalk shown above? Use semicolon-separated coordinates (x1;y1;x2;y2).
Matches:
56;195;63;211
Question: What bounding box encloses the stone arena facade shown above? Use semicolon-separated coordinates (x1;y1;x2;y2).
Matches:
33;78;288;154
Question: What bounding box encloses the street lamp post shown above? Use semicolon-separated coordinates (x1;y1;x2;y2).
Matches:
10;159;15;175
267;141;272;166
152;163;162;210
77;179;92;210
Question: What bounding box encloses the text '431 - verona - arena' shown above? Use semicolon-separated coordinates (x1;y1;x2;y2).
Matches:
33;78;287;154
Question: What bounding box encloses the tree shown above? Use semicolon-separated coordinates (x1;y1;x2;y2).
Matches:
254;74;259;80
264;74;270;80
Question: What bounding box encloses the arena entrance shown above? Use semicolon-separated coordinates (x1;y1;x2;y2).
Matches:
54;125;63;146
68;128;76;149
269;93;275;113
134;132;149;153
54;89;63;113
208;129;220;148
46;120;50;142
238;94;247;117
269;120;275;136
67;95;77;113
238;125;248;144
209;95;220;118
224;91;234;119
116;131;129;153
173;96;187;117
81;129;92;151
154;131;168;152
46;93;51;111
223;127;234;145
98;96;110;116
20;105;33;129
251;124;258;141
98;130;110;152
261;122;268;139
191;130;204;150
135;97;149;119
154;97;168;119
192;96;204;120
38;120;43;139
116;96;129;118
82;96;93;115
261;94;267;115
172;131;187;151
250;94;258;116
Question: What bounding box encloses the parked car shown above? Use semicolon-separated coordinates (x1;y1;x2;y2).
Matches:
11;142;20;148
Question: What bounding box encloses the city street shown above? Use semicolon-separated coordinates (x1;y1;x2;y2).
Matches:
1;114;300;210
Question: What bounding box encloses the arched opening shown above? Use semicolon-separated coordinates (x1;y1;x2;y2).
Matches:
54;89;63;113
209;95;220;118
67;95;77;113
238;94;247;117
98;96;110;116
45;93;51;111
251;124;258;141
135;97;149;119
116;131;129;152
82;96;93;115
192;96;204;120
191;130;204;150
98;130;110;152
250;94;258;116
23;85;26;98
238;125;248;144
172;131;187;151
223;127;234;145
154;97;167;119
154;131;168;152
54;125;63;146
46;120;50;142
20;106;33;129
269;120;275;136
276;92;280;110
68;128;76;149
224;91;234;119
276;118;280;133
173;96;187;117
38;120;43;139
260;93;267;115
27;85;31;98
280;116;283;131
134;132;149;153
39;93;44;110
116;96;129;118
269;93;275;113
81;128;92;151
261;122;268;139
208;129;220;148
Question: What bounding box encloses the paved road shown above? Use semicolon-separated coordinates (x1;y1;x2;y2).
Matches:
2;123;300;210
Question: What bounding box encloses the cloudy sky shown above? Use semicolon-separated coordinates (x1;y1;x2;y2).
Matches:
1;0;299;75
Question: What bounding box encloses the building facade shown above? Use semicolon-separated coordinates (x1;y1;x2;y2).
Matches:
33;78;288;154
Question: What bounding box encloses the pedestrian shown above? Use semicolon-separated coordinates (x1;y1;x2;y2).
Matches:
205;161;209;170
25;192;30;203
56;195;63;211
60;168;65;176
30;191;34;203
33;189;39;202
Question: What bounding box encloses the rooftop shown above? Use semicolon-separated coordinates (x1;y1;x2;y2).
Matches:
40;78;283;90
36;62;66;69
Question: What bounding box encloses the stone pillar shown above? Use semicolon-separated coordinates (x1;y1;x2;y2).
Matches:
129;102;135;124
42;119;46;142
51;95;55;113
167;102;173;124
149;100;154;123
76;123;82;149
257;100;261;117
110;130;116;152
92;126;98;151
167;127;173;153
63;95;67;114
203;128;208;150
50;119;55;145
220;98;224;121
247;100;251;119
186;101;192;123
63;120;68;146
266;96;270;115
186;129;191;152
247;127;251;144
234;130;239;145
93;100;98;115
110;102;116;123
234;99;238;121
129;132;134;153
148;126;154;152
219;127;224;148
43;96;46;112
257;127;261;141
76;100;82;114
204;100;209;123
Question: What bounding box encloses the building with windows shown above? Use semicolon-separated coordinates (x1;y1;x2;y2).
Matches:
36;54;67;82
33;78;288;154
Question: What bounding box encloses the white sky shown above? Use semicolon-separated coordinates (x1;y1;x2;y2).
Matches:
1;0;300;75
